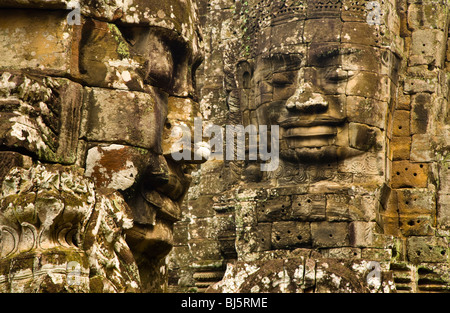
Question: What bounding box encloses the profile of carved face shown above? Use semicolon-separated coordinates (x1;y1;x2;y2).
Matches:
0;0;203;292
239;1;400;164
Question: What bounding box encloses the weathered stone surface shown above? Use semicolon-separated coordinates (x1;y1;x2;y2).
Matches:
291;194;326;221
391;161;429;189
3;0;448;295
0;10;79;76
0;72;83;164
392;110;410;137
0;0;204;294
390;137;411;161
311;222;350;248
207;258;395;293
81;87;167;153
407;237;449;264
437;193;450;229
349;221;375;248
409;29;447;67
169;0;450;295
410;93;431;134
271;221;311;249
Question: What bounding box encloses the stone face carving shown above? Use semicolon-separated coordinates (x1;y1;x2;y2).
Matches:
169;0;450;293
0;0;203;292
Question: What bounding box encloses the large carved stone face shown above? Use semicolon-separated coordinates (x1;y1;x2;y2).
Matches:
0;0;203;292
242;3;399;164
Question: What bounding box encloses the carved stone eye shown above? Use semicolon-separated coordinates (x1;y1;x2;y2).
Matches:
272;72;294;87
325;67;354;82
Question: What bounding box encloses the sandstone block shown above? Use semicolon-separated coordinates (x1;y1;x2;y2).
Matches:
410;134;435;162
392;110;410;137
270;20;304;54
407;236;448;264
271;221;311;249
404;77;438;94
78;19;146;91
349;221;375;248
303;18;341;43
346;96;387;129
173;222;190;246
409;29;447;66
399;214;434;236
437;193;450;229
390;136;411;161
81;86;167;153
0;10;79;76
311;222;349;248
346;72;391;102
410;93;430;134
407;2;449;31
255;223;272;252
394;188;435;237
0;73;83;164
188;239;223;261
391;161;428;188
341;21;378;46
291;194;326;221
349;123;378;152
438;162;450;194
361;248;392;261
326;193;351;222
256;196;292;222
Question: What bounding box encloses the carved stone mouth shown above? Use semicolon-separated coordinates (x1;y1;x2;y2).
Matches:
283;125;337;138
278;116;346;128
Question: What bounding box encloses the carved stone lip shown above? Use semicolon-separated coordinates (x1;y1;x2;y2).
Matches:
278;116;346;128
283;125;337;138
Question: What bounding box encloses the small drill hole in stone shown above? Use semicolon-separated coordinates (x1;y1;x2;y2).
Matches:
276;235;281;241
297;235;302;240
413;173;417;176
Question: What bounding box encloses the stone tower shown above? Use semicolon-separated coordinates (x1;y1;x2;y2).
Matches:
169;0;450;293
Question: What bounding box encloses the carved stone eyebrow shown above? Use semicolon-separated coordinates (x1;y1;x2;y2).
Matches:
268;53;303;71
317;47;360;60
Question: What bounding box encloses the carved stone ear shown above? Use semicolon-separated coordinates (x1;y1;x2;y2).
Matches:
236;60;253;90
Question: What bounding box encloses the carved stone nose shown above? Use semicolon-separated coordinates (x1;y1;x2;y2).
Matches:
286;91;328;112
